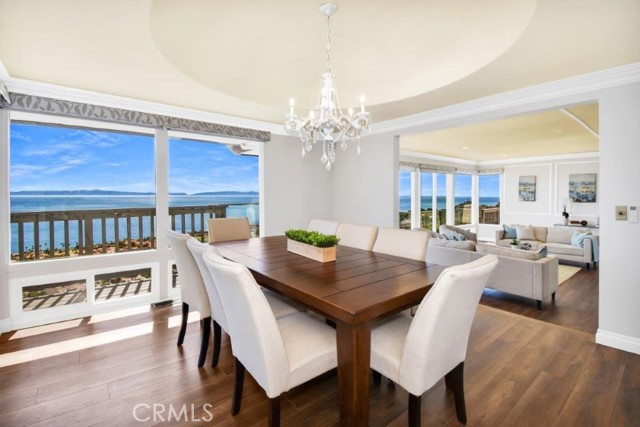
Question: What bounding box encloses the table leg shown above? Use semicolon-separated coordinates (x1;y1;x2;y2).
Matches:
336;320;371;426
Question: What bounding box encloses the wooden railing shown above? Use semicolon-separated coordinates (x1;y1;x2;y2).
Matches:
10;204;240;262
480;206;500;224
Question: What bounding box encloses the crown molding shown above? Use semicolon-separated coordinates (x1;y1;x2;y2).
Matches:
372;62;640;136
3;76;286;136
400;149;599;167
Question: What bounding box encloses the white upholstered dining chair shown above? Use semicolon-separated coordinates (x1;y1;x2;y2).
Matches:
370;255;498;427
202;250;338;426
207;217;251;243
166;230;212;368
307;219;340;235
336;222;378;251
372;227;430;261
187;238;302;367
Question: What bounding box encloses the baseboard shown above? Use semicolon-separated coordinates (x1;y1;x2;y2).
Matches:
0;318;12;333
596;329;640;355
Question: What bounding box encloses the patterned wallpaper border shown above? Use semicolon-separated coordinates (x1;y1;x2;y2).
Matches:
2;93;271;142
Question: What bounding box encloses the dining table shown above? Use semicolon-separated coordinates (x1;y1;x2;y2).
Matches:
212;235;445;426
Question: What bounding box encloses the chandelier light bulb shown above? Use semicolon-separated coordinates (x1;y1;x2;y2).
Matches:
283;2;371;171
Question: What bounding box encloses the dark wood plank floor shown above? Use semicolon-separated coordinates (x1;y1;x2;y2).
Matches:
480;263;599;334
2;266;637;427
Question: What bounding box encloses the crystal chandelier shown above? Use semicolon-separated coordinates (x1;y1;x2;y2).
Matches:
284;3;371;171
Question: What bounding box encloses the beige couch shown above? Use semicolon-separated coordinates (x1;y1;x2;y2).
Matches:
495;226;594;269
427;239;559;310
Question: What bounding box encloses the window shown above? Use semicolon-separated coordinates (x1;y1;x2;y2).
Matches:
479;174;501;224
10;122;156;262
168;137;260;239
398;170;411;229
434;173;447;231
94;268;152;302
454;174;472;225
22;280;87;311
419;172;433;230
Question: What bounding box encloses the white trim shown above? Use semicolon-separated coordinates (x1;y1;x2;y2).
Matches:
0;59;9;80
0;318;11;333
0;109;10;323
10;110;154;135
596;329;640;355
4;76;285;135
401;149;600;167
373;62;640;136
560;108;599;139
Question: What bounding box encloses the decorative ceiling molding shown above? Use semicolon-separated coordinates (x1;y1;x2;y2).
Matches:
3;75;286;135
401;149;600;167
373;62;640;136
7;93;271;142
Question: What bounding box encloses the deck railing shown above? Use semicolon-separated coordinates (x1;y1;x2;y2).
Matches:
10;204;245;262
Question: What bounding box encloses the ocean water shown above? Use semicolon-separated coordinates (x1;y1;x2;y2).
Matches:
10;195;259;254
398;196;499;212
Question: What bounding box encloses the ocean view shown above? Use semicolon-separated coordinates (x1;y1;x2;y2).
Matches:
399;196;499;212
10;195;259;254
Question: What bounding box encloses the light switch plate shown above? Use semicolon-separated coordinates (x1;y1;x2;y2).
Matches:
616;205;628;221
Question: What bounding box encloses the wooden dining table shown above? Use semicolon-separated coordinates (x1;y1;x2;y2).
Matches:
212;235;445;426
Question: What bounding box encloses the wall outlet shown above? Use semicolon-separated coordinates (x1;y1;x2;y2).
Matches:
616;206;628;221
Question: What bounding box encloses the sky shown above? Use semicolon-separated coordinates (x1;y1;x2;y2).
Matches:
399;170;500;198
10;123;259;194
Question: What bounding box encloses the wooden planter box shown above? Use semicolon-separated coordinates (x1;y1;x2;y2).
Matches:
287;239;336;263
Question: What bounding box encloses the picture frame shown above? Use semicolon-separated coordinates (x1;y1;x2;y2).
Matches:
569;173;597;203
518;176;536;202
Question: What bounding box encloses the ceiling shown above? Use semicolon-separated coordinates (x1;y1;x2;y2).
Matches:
400;103;599;161
0;1;638;125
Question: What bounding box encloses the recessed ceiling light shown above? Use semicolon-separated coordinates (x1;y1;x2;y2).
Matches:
462;146;469;149
501;154;508;158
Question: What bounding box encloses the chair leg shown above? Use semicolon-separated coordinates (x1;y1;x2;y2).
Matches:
268;396;281;427
536;300;542;310
197;316;211;368
552;292;556;302
177;302;189;346
232;358;245;416
587;262;590;270
372;370;382;385
408;394;421;427
211;320;222;368
446;362;467;424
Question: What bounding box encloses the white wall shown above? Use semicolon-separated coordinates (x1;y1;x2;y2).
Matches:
261;134;333;235
501;156;600;227
332;134;399;227
597;82;640;354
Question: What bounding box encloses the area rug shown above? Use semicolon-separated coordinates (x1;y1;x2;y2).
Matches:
558;265;581;286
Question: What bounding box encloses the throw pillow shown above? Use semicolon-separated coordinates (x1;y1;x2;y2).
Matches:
503;224;517;239
537;245;548;258
516;224;535;241
440;228;466;241
571;231;592;247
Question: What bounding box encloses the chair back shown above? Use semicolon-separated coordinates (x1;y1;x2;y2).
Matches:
186;238;228;331
336;223;378;251
208;217;251;243
166;230;212;317
399;255;498;396
202;251;290;397
307;219;340;235
373;227;430;261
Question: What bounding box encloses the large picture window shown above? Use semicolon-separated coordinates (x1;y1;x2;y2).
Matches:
168;137;260;239
10;122;155;262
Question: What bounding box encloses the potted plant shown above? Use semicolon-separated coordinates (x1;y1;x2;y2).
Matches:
284;229;339;262
510;239;520;249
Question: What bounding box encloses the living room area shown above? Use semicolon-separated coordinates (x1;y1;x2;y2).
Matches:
398;103;600;335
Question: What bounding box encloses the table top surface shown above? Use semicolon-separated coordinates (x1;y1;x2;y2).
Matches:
212;235;445;325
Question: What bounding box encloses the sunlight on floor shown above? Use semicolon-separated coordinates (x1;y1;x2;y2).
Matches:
0;322;154;368
167;311;201;329
88;305;151;324
9;318;83;340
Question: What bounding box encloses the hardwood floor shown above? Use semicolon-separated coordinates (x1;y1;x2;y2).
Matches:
1;266;637;427
480;263;599;334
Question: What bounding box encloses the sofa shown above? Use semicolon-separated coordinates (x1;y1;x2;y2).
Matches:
426;238;559;309
495;225;595;269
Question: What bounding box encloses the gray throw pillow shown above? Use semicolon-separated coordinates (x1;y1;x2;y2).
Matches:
503;224;517;239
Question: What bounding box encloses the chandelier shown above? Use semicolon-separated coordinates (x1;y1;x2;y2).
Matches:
284;3;371;171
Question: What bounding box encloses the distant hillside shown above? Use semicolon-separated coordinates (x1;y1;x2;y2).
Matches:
192;191;259;196
11;190;187;196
